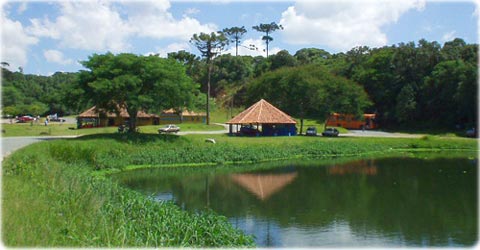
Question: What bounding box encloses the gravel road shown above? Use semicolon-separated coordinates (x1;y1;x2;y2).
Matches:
1;136;78;159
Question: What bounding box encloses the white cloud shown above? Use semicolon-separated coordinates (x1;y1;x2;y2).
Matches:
17;2;27;14
224;38;281;57
25;0;216;52
122;1;216;40
441;30;456;42
1;7;38;70
27;1;131;52
185;7;200;15
43;49;73;65
280;0;426;51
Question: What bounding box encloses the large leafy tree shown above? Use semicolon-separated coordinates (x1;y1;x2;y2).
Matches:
77;53;196;131
190;32;228;125
252;22;283;58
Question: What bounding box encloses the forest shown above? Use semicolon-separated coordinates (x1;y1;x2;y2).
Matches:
1;37;477;130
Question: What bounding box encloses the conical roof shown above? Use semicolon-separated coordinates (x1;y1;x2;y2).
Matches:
226;99;296;124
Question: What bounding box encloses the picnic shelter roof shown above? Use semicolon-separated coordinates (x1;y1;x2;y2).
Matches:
226;99;296;124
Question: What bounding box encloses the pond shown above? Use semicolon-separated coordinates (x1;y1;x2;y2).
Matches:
113;156;478;247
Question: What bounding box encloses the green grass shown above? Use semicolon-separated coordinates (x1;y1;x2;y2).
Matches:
1;123;225;137
2;131;478;247
210;107;245;123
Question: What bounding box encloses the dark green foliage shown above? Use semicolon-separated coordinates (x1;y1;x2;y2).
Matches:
246;64;372;119
1;68;80;116
337;38;477;128
294;48;331;65
268;50;297;70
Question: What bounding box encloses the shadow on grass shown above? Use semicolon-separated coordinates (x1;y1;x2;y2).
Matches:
73;132;187;144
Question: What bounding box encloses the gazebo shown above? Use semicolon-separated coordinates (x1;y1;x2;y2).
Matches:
226;99;297;136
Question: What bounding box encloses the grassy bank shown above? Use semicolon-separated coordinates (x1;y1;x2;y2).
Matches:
2;133;477;247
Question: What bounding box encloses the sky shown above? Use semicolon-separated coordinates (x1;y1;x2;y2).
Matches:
1;0;478;76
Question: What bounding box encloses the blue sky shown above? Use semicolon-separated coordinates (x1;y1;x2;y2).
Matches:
1;0;478;76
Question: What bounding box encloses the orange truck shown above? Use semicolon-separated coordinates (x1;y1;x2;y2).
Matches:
325;113;378;130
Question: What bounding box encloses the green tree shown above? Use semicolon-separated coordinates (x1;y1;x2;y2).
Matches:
190;32;228;125
395;84;417;124
27;101;49;116
222;26;247;56
268;50;297;70
423;60;477;127
247;64;371;133
252;22;283;58
294;48;331;65
167;50;200;76
77;53;197;132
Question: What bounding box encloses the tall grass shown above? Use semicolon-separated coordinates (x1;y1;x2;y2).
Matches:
2;141;254;247
46;133;478;171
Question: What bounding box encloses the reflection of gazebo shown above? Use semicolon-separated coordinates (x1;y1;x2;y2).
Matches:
226;99;297;136
230;172;298;200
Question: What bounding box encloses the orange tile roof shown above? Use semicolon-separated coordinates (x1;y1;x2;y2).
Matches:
77;106;158;118
162;108;206;116
226;99;296;124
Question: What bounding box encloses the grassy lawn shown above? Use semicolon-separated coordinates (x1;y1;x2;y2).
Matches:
1;123;225;137
2;132;477;247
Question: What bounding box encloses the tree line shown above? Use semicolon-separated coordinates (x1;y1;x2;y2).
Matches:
1;36;477;130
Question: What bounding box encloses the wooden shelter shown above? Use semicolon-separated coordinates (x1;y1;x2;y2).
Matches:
226;99;297;136
77;106;159;128
160;109;206;124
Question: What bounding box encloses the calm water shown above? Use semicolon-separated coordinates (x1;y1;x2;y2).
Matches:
113;157;478;247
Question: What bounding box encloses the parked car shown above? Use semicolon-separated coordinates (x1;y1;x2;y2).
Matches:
305;126;317;136
48;114;66;122
49;117;66;122
240;125;259;136
466;127;476;138
322;127;339;137
16;115;34;123
158;124;180;133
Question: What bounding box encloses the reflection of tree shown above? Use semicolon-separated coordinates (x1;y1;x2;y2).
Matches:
327;159;377;175
116;158;477;246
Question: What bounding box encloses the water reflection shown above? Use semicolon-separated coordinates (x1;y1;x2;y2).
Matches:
327;159;377;175
231;172;298;200
113;157;477;247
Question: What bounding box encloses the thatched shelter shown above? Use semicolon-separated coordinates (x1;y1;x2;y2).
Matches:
77;106;159;128
160;109;206;124
226;99;297;136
